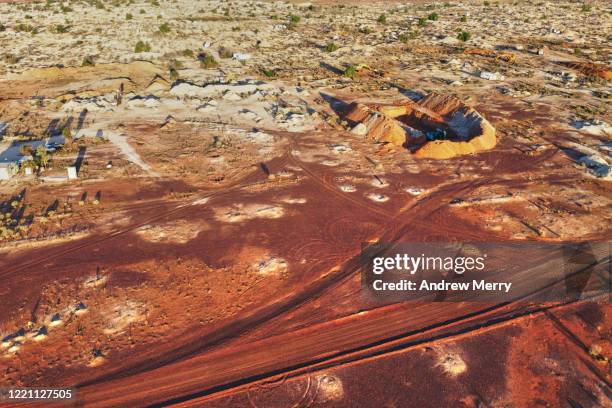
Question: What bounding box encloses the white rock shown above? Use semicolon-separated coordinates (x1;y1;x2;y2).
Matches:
351;123;367;135
479;71;505;81
232;52;251;61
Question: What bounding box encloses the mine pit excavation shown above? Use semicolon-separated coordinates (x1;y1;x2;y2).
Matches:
344;93;497;160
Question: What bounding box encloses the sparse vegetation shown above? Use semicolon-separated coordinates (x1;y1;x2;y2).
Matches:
261;68;276;78
3;53;20;64
427;12;439;21
81;56;95;66
287;14;300;29
325;42;338;52
218;46;233;59
418;17;428;26
457;30;472;42
343;65;357;79
134;40;151;53
159;22;170;33
399;31;419;43
377;14;387;24
198;52;218;68
14;23;38;34
53;24;69;33
126;13;133;20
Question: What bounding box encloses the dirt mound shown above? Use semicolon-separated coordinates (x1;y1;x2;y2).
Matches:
344;93;497;159
0;61;164;99
463;48;516;63
560;61;612;80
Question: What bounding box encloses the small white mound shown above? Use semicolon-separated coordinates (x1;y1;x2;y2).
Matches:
280;197;307;204
367;193;389;202
339;184;356;192
406;187;424;196
316;374;344;402
253;257;288;276
435;346;467;377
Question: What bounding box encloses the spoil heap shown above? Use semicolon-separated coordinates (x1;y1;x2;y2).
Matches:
344;93;497;159
560;61;612;81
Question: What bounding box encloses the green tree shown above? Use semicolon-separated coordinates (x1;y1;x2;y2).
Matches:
35;145;49;168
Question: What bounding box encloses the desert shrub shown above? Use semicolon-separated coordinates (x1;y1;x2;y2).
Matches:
53;24;69;33
343;65;357;78
218;46;233;58
287;14;300;29
261;68;276;77
181;49;194;57
15;23;38;34
198;52;218;68
62;127;73;143
325;42;338;52
399;32;418;43
81;56;95;66
460;15;467;22
0;24;5;32
457;30;471;41
169;67;179;81
417;17;427;26
377;14;386;24
159;22;170;33
126;13;133;20
3;53;20;64
581;4;591;12
134;40;151;52
139;8;145;14
427;12;439;21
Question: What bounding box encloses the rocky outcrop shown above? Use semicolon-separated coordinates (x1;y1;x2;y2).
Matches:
343;93;497;159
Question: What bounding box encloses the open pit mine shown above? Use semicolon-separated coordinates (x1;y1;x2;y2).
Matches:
0;0;610;407
345;92;497;159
